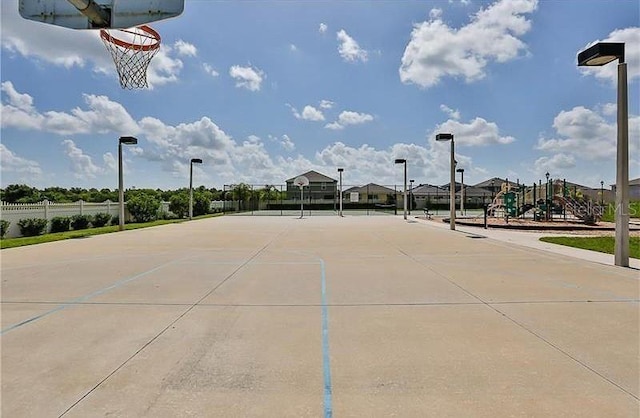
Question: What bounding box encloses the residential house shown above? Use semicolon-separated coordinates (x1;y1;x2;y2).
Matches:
285;170;337;201
343;183;396;204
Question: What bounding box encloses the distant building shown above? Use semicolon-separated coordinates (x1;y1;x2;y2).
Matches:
285;170;337;200
611;177;640;201
342;183;396;204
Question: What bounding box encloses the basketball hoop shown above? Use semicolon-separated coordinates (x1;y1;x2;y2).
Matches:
100;25;161;89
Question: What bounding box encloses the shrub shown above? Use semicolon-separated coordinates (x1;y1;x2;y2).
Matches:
111;215;119;226
70;214;91;230
126;194;161;223
169;193;189;218
193;191;212;217
92;212;112;227
17;218;48;237
0;219;10;238
50;216;71;233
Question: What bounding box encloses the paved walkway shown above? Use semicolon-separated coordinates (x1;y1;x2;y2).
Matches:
1;215;638;417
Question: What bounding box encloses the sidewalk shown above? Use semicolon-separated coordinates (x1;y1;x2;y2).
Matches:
416;216;640;270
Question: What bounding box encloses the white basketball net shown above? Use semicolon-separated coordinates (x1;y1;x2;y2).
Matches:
100;26;161;89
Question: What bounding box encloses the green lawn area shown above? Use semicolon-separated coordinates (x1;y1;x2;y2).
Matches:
600;201;640;222
540;236;640;259
0;214;222;250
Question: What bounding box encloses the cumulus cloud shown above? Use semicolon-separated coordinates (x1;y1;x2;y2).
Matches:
203;63;219;77
578;27;640;84
319;100;335;109
533;154;576;175
432;117;515;146
399;0;537;88
0;143;42;176
290;44;298;52
319;23;328;34
280;135;296;151
229;65;265;91
536;105;640;161
440;104;461;120
337;30;368;63
61;139;104;179
174;40;197;57
287;104;325;121
325;110;374;130
1;82;140;135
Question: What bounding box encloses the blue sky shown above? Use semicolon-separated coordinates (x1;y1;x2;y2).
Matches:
1;0;639;190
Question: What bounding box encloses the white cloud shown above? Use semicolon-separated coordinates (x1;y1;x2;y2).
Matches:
203;63;219;77
290;44;298;52
336;30;368;63
61;139;104;179
399;0;537;88
533;154;576;175
536;105;640;162
0;143;42;176
440;104;461;120
301;105;325;121
174;40;197;57
432;117;515;146
319;23;328;34
229;65;265;91
578;27;640;84
1;83;139;135
280;135;296;151
325;110;374;130
319;100;334;109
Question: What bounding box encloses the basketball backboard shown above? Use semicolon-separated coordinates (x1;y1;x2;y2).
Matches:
19;0;184;29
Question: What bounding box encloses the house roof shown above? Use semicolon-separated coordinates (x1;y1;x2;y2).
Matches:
286;170;336;183
630;178;640;186
344;183;396;194
411;184;444;195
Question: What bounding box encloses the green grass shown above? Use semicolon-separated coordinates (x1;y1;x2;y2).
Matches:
0;213;222;249
540;236;640;259
600;201;640;222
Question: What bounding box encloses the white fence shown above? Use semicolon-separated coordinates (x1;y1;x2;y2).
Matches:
1;200;225;238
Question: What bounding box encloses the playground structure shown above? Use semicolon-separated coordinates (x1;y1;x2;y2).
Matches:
486;180;603;225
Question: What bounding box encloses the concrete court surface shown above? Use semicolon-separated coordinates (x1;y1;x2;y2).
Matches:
1;215;638;417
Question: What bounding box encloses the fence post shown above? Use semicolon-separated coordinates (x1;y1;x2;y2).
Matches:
79;199;84;216
44;199;49;221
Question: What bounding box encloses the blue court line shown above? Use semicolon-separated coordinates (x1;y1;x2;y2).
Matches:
0;261;176;336
320;258;333;418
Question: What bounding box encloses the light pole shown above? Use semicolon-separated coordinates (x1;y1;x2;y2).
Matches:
436;133;455;230
394;159;407;220
189;158;203;220
338;168;344;217
409;179;414;215
456;168;464;216
118;136;137;231
545;172;550;221
579;42;628;267
600;180;604;206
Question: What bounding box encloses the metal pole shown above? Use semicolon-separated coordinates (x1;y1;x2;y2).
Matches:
118;141;124;231
409;179;414;216
460;171;464;216
403;162;407;220
615;62;629;267
449;141;455;230
339;170;343;216
300;186;304;219
189;161;194;220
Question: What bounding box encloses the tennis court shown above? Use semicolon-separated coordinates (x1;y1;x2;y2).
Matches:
1;215;638;417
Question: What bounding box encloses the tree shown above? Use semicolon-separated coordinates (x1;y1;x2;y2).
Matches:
1;184;41;203
192;190;213;216
126;193;161;222
169;193;189;218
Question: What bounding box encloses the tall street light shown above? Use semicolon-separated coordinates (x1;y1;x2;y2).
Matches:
118;136;137;231
600;180;604;206
409;179;414;215
579;42;628;267
337;168;344;217
436;133;455;230
395;159;407;220
189;158;203;220
456;168;464;216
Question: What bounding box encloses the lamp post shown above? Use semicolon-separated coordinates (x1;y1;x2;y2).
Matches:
579;42;628;267
189;158;203;220
118;136;137;231
394;159;407;220
409;179;414;215
600;180;604;206
436;133;455;230
338;168;344;217
456;168;464;216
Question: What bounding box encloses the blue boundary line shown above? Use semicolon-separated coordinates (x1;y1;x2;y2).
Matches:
0;261;175;336
320;258;333;418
